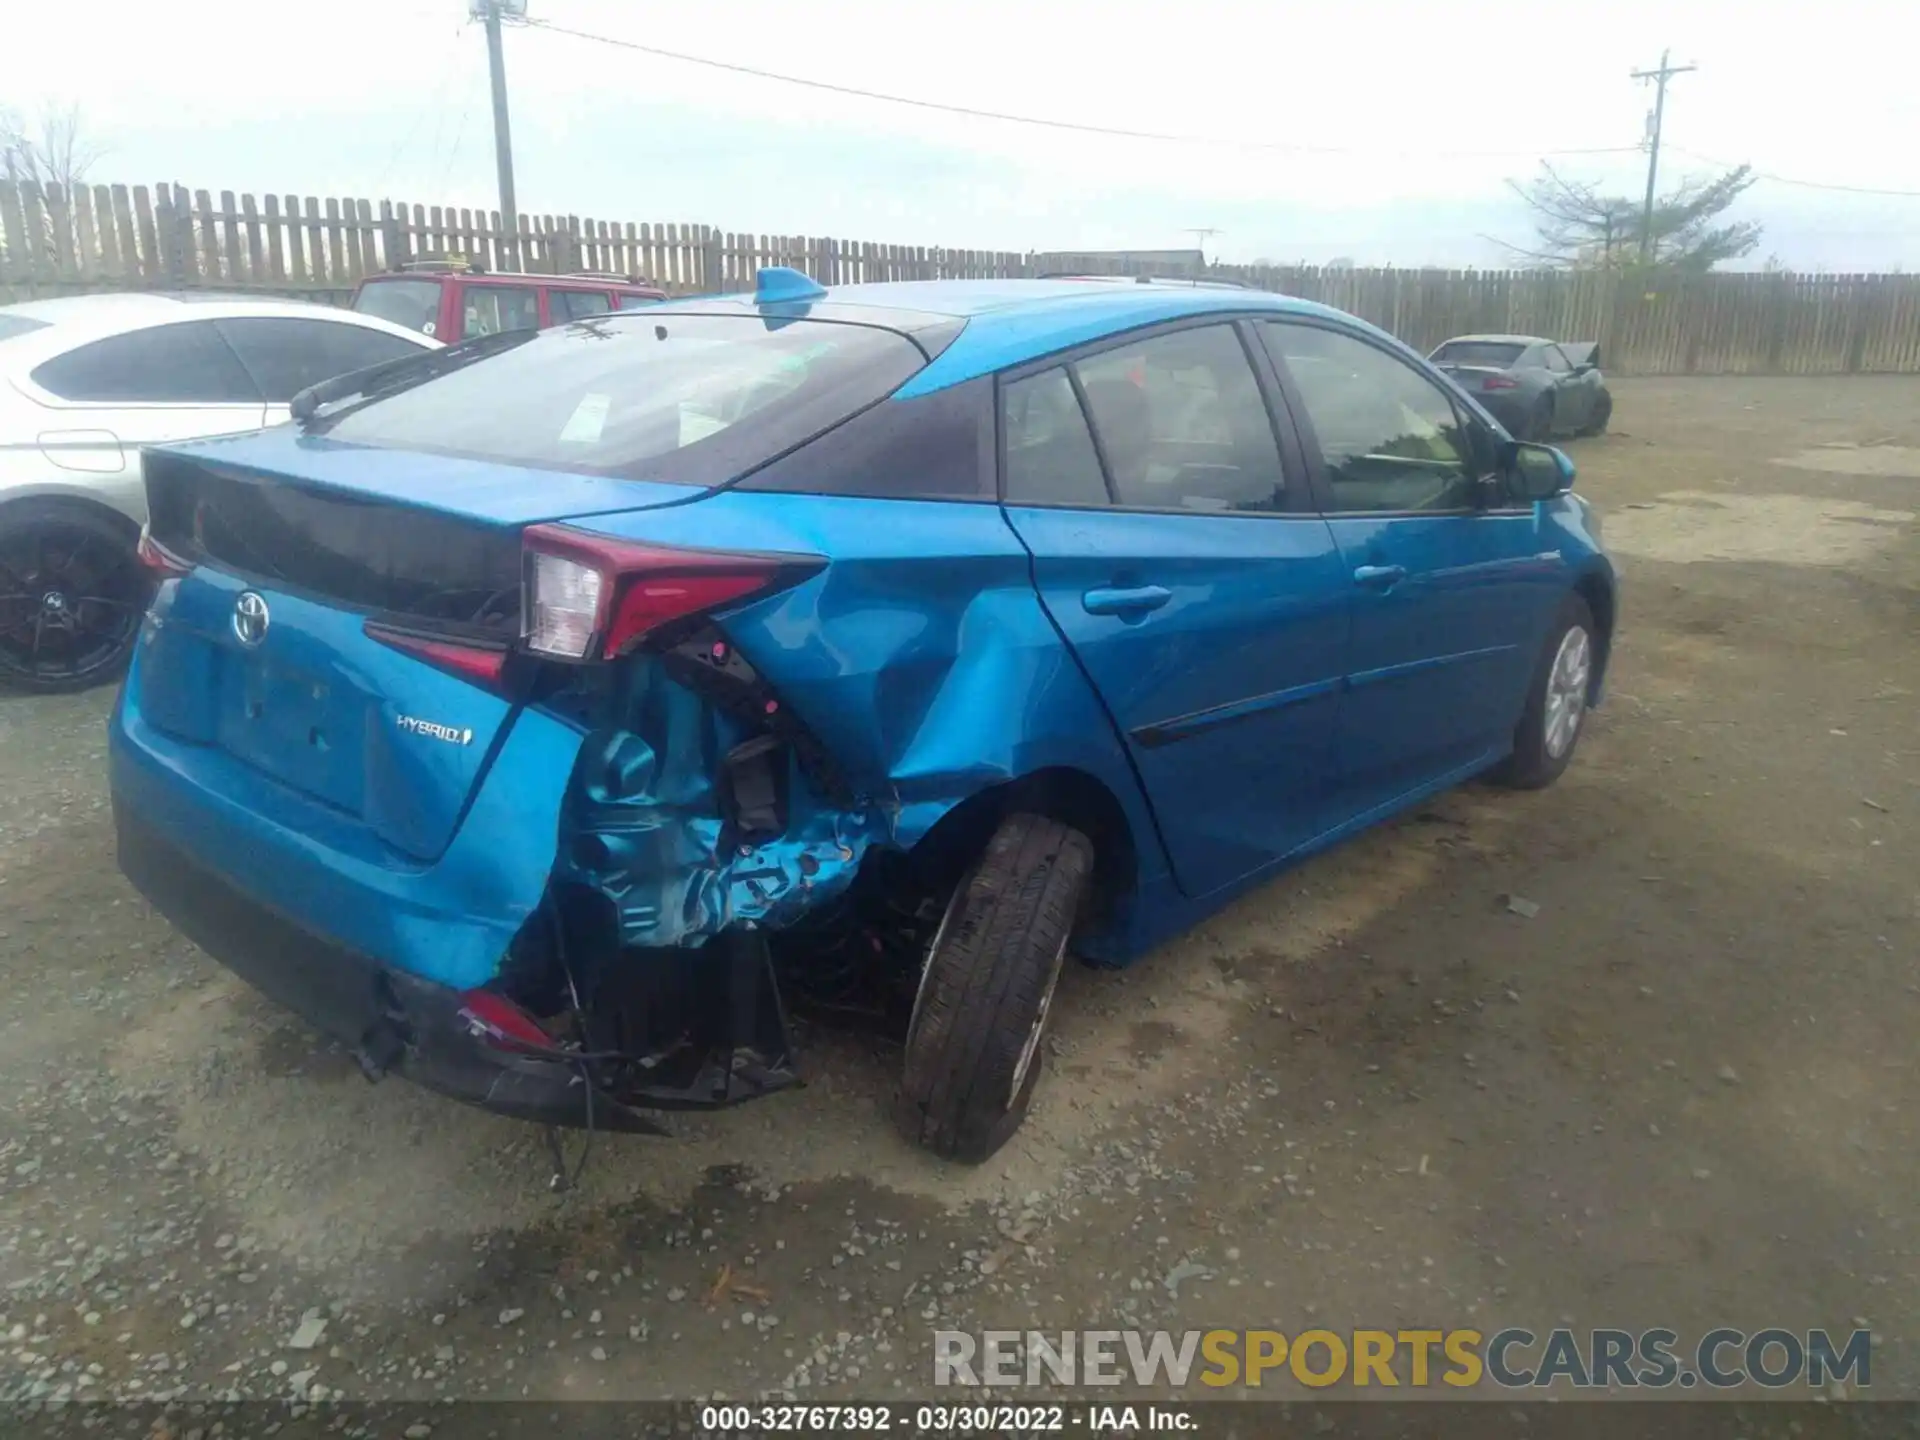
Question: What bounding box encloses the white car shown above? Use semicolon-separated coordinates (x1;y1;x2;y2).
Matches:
0;293;439;692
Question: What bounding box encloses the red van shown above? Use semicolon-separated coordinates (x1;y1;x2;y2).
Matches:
350;259;668;342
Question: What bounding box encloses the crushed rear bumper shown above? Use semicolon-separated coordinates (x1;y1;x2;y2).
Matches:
115;803;679;1133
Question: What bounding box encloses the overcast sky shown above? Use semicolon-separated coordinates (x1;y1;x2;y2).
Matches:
6;0;1918;270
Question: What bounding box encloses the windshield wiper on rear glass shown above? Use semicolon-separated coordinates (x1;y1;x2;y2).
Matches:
290;329;539;434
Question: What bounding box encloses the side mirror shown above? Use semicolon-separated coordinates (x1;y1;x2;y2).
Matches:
1508;441;1576;500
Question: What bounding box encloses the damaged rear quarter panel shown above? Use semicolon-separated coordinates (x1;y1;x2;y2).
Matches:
551;489;1170;949
556;659;886;949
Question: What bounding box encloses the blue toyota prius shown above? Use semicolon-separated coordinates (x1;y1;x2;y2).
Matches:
111;271;1615;1162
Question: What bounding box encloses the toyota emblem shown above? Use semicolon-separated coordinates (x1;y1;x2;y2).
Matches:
232;591;271;648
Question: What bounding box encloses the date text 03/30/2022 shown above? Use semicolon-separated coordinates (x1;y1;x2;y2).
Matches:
699;1403;1194;1432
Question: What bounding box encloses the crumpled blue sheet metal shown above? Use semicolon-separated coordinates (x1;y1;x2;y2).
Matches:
554;658;886;949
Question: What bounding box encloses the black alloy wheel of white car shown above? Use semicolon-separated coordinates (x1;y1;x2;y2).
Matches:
0;498;148;694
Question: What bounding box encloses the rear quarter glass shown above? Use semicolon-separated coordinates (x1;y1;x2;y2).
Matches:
736;376;995;500
321;313;928;484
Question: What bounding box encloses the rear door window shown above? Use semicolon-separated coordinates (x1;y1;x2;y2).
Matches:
462;285;540;337
352;279;443;336
1071;324;1287;514
29;321;261;404
553;289;614;322
216;317;429;402
322;312;927;482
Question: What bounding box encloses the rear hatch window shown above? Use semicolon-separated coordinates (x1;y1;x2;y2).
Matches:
353;279;442;335
320;313;927;482
145;451;523;641
1431;341;1525;368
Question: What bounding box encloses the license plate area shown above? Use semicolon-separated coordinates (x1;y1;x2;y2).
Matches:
217;651;366;815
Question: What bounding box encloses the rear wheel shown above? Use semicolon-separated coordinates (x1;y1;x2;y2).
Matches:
1581;394;1613;437
894;813;1092;1163
0;498;147;695
1491;593;1596;790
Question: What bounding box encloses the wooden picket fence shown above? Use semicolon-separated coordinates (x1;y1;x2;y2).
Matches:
0;179;1027;304
6;178;1920;375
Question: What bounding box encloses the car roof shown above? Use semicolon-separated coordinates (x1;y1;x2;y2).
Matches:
1437;333;1551;348
0;291;437;366
648;278;1388;394
364;270;664;292
1037;273;1254;291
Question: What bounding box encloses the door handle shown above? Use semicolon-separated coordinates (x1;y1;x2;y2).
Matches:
1082;584;1173;617
1352;564;1407;591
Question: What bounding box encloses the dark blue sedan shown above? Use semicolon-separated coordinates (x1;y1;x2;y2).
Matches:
1429;333;1614;441
111;271;1616;1163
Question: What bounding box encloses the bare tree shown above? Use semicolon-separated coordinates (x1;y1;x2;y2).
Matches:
1;102;108;269
1;101;106;192
1499;161;1762;272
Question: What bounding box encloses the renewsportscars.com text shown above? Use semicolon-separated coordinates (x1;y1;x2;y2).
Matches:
933;1327;1871;1390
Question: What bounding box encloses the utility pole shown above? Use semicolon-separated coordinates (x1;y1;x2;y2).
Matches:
1631;50;1696;267
472;0;524;269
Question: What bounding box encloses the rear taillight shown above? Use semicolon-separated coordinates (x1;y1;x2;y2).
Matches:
371;527;817;688
524;548;605;660
136;527;189;579
364;624;508;687
456;989;556;1053
1483;375;1520;391
520;524;817;662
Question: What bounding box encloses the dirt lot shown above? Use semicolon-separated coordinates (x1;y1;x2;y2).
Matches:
2;376;1917;1409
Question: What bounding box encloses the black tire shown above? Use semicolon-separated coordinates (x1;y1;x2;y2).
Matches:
894;813;1093;1164
1491;593;1597;790
0;497;148;695
1523;395;1554;441
1581;393;1613;437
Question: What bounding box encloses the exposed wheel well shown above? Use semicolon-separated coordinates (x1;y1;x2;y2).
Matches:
905;767;1137;918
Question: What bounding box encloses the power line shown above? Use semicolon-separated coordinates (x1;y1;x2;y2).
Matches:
436;83;478;193
372;19;471;194
1666;147;1920;198
517;17;1641;163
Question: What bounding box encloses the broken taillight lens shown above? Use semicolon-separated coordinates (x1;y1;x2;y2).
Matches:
520;524;818;662
456;989;556;1053
136;527;190;579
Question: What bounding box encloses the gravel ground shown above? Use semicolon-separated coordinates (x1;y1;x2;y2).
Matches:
2;375;1917;1410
